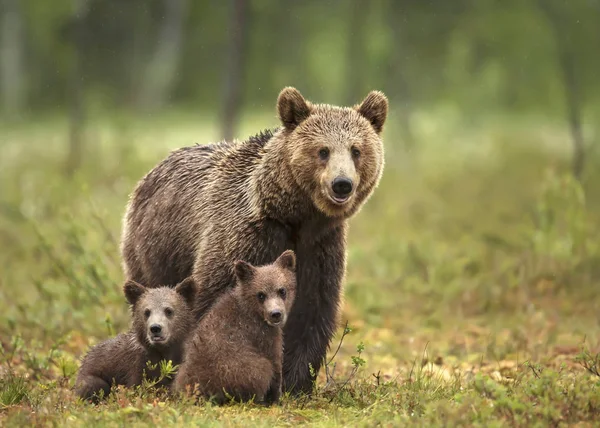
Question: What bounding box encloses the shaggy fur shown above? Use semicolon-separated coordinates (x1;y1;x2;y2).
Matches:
120;86;387;394
74;278;196;402
174;250;297;404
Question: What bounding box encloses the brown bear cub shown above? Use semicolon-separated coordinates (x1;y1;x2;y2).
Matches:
174;250;297;405
74;278;196;402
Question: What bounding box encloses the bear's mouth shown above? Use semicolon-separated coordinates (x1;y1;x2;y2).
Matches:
327;192;352;206
331;195;350;204
266;316;286;327
149;335;167;344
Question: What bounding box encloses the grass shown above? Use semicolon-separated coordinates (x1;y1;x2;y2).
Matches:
1;109;600;426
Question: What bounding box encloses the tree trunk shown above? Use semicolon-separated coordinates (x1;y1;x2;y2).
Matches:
559;47;585;180
136;0;188;111
345;0;369;105
221;0;250;142
538;0;585;180
385;0;415;151
0;0;25;119
65;0;88;177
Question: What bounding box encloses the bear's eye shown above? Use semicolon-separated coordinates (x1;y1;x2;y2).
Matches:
318;148;330;161
165;308;174;317
351;147;361;159
257;292;266;303
144;309;151;318
278;288;286;299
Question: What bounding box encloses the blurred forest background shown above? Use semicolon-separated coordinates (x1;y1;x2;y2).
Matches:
1;0;599;165
2;0;600;425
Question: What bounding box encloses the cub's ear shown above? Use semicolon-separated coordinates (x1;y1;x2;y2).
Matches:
275;249;296;272
123;280;146;305
234;260;256;283
277;87;312;131
356;90;388;134
175;277;197;304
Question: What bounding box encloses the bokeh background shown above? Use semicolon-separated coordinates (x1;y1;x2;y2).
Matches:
1;0;600;424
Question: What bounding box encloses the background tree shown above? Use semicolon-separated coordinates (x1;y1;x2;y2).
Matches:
221;0;251;141
0;0;25;119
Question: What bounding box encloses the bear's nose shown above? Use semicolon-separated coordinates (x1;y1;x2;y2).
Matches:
150;324;162;334
270;311;282;322
332;177;353;197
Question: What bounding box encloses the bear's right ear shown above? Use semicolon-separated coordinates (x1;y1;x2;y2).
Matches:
277;87;312;131
275;249;296;272
123;280;146;305
175;277;197;304
356;90;388;134
234;260;256;284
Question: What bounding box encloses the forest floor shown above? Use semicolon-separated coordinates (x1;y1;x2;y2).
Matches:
1;111;600;426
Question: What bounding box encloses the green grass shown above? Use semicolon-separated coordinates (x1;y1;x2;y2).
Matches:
1;110;600;426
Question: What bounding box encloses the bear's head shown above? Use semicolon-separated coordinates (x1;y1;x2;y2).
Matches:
277;87;388;218
124;278;197;350
233;250;297;328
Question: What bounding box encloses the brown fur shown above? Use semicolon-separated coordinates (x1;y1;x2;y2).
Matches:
120;87;387;394
174;251;297;404
74;278;196;402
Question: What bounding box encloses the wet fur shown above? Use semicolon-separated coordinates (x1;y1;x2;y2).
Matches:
121;87;387;394
174;251;297;404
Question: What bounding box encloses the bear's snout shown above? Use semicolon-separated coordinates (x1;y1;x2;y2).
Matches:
148;323;167;343
269;310;282;324
331;177;353;200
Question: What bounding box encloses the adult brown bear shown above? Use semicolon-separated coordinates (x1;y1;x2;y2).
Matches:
120;87;387;395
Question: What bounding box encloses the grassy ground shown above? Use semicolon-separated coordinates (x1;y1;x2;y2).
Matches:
1;110;600;426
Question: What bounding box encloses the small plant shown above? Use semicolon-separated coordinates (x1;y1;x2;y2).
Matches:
351;342;366;368
575;346;600;378
320;321;369;403
105;314;115;337
0;374;30;408
140;359;179;394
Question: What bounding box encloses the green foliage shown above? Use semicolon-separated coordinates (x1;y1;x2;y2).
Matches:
2;0;600;118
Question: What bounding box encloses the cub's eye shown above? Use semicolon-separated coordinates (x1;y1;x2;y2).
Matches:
257;292;266;303
351;147;361;159
144;309;151;318
165;308;174;317
278;288;286;298
318;148;330;161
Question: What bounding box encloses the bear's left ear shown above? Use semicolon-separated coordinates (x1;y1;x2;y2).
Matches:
123;280;146;306
356;90;388;134
277;87;312;131
234;260;256;284
175;277;197;304
275;249;296;272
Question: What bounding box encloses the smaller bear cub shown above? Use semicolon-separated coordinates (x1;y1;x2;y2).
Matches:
75;277;197;402
174;250;297;404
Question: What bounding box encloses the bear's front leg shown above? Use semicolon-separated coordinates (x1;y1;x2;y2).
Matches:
282;224;346;395
264;369;282;405
75;374;113;403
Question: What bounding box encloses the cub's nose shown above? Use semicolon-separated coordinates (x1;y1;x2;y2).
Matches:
150;324;162;334
331;177;353;197
270;310;282;323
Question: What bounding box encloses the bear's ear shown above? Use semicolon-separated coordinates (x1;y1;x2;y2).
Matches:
275;249;296;272
175;277;197;304
234;260;256;284
277;87;312;131
123;280;146;305
356;90;388;134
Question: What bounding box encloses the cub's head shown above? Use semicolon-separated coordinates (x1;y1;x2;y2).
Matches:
277;86;388;218
124;278;197;349
233;250;297;328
